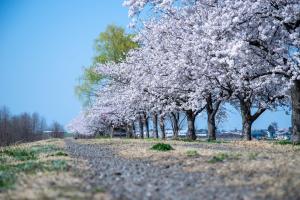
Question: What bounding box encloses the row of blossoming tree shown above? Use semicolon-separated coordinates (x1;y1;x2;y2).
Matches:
68;0;300;143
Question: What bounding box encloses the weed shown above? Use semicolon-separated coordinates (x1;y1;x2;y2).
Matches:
248;152;259;160
50;151;68;157
208;153;240;163
92;187;106;193
186;150;199;157
50;160;68;171
0;171;16;190
150;143;174;151
13;161;46;173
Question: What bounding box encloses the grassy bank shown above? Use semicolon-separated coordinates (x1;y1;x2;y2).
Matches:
0;139;107;200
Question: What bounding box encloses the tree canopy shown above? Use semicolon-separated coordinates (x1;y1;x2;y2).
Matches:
75;24;138;105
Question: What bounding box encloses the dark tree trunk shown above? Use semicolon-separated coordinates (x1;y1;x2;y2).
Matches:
110;125;114;138
152;113;159;139
159;115;166;139
240;100;253;141
171;112;179;139
239;99;266;141
186;110;196;140
132;121;136;137
291;80;300;144
138;115;144;139
206;95;217;141
126;124;133;138
143;113;150;138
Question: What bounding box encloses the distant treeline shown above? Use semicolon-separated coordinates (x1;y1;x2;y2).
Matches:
0;106;64;146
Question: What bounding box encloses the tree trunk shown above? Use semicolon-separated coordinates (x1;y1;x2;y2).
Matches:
126;124;133;138
110;125;114;138
171;112;179;139
159;115;166;139
291;80;300;144
240;100;253;141
138;115;144;139
132;121;136;138
206;95;216;141
186;110;196;140
240;98;266;141
143;113;150;138
152;113;159;139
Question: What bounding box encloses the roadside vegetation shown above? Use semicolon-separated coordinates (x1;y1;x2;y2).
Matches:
0;140;69;191
0;139;108;200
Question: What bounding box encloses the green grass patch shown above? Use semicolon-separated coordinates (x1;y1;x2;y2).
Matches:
92;187;106;193
274;140;300;145
208;153;241;163
1;148;37;161
50;151;68;157
50;160;68;171
30;144;61;154
0;170;16;190
0;160;69;190
150;143;174;151
186;150;199;157
95;135;111;139
0;144;69;191
0;155;7;163
144;138;161;142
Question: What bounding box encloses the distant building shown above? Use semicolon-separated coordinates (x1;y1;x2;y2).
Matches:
275;129;291;140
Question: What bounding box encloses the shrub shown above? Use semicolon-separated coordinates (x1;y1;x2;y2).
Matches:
150;143;174;151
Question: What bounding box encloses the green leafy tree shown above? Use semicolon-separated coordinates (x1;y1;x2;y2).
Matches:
76;25;138;105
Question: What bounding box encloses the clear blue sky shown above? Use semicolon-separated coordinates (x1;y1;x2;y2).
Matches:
0;0;291;130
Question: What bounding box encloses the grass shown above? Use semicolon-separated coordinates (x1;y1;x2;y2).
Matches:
205;139;228;144
92;187;106;193
186;150;199;157
144;138;161;142
50;151;69;157
0;143;69;191
248;152;259;160
208;153;241;163
150;143;174;151
0;170;16;190
275;140;295;145
1;148;37;161
30;144;61;154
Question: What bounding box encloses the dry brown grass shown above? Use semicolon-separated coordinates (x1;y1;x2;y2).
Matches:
80;138;300;199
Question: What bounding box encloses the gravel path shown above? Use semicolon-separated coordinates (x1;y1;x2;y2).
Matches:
65;139;261;200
